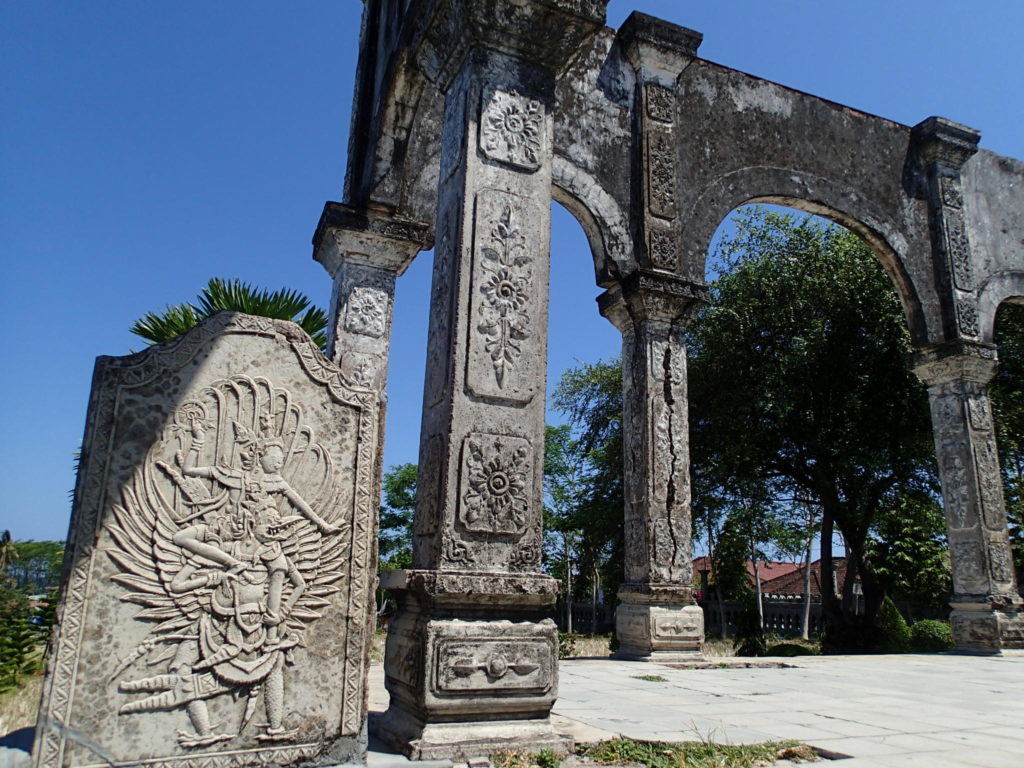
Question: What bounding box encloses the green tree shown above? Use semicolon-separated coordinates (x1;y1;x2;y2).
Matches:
379;463;417;570
543;424;588;631
867;492;951;621
551;359;626;624
131;277;329;351
687;207;937;646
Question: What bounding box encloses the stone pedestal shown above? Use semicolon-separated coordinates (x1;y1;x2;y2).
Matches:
374;0;608;758
600;271;708;661
375;571;565;760
913;343;1024;652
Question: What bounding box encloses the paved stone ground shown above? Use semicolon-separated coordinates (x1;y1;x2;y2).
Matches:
368;652;1024;768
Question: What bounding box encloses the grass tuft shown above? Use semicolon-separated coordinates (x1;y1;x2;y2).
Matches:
578;737;819;768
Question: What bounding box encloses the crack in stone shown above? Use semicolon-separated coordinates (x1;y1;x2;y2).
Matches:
662;334;681;581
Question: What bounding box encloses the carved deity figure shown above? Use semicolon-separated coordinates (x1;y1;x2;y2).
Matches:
105;378;346;749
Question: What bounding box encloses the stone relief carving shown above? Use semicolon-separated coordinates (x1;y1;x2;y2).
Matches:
480;87;544;172
957;299;979;337
104;378;347;748
940;451;971;528
645;84;675;124
967;395;992;432
339;350;382;389
940;176;963;209
459;433;532;536
426;210;457;408
974;439;1006;529
646;131;677;220
648;229;677;271
946;216;973;292
652;609;701;639
475;201;533;389
509;541;541;570
344;285;388;338
989;542;1014;584
442;532;476;565
435;638;550;694
951;541;985;586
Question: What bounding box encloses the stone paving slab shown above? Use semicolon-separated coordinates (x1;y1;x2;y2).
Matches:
366;654;1024;768
551;654;1024;767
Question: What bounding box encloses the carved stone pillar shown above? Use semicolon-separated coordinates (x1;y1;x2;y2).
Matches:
374;0;607;759
313;203;430;391
618;12;702;277
599;270;708;661
913;342;1024;652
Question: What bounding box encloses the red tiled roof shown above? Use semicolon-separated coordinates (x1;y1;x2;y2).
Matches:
694;556;850;598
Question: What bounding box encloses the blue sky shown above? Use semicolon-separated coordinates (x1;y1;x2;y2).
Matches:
3;2;1023;542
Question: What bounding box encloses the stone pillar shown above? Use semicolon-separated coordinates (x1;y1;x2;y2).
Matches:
599;270;707;661
913;343;1024;652
313;202;430;391
374;1;607;759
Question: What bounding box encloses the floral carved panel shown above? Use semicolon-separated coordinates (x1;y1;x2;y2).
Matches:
479;86;545;172
344;285;388;338
466;189;544;403
458;432;534;536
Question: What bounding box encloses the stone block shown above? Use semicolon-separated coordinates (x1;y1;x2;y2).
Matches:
33;313;381;768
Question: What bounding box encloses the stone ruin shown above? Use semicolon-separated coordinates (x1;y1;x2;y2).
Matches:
32;1;1024;766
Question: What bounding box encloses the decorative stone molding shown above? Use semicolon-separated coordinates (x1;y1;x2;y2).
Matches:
480;87;545;172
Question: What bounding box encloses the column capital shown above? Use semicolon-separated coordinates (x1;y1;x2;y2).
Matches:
911;116;981;173
601;269;708;326
312;202;432;278
912;339;998;386
618;11;702;82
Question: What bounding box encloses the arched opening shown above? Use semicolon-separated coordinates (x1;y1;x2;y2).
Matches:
989;300;1024;589
691;203;943;653
544;199;622;642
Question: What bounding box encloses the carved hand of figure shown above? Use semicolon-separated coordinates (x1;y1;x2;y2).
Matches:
188;414;206;440
205;571;225;587
319;523;343;536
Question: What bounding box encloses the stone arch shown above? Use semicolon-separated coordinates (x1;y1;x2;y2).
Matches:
551;154;636;286
978;271;1024;344
682;166;928;344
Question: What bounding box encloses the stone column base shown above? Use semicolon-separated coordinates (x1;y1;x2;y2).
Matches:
374;570;570;760
951;598;1024;653
373;710;571;761
614;586;704;660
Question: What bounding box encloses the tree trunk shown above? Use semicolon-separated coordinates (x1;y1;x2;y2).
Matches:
801;520;813;640
819;506;840;629
751;545;763;629
564;535;573;633
591;565;599;635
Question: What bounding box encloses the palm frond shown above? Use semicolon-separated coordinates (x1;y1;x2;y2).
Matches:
130;303;200;345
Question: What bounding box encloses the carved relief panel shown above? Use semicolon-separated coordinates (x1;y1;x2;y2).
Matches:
479;86;545;172
458;432;534;536
33;315;380;768
465;189;547;402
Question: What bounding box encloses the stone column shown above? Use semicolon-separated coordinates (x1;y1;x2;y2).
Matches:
599;270;707;661
913;343;1024;652
313;203;430;391
910;116;1024;651
375;1;607;759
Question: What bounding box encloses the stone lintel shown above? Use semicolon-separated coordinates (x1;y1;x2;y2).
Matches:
313;201;432;277
381;569;559;607
911;339;998;386
911;116;981;172
618;11;703;81
408;0;608;89
621;269;708;324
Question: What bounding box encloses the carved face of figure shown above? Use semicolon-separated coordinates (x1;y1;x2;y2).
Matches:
260;445;284;473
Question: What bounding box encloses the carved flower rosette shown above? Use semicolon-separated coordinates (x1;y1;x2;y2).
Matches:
480;87;544;172
459;433;533;536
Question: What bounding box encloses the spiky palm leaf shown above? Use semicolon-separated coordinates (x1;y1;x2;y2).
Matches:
130;278;328;351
